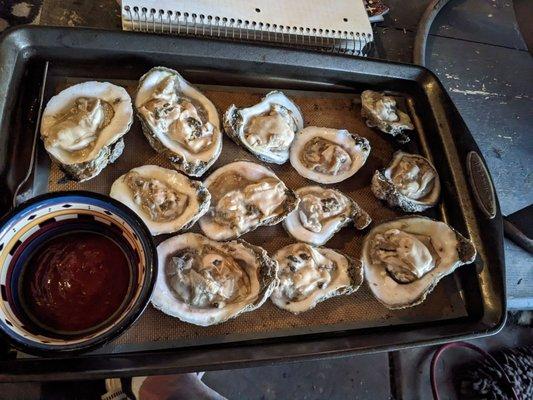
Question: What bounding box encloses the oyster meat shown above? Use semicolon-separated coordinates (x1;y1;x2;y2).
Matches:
223;91;304;164
40;81;133;181
271;243;363;314
135;67;222;177
110;165;210;235
199;161;298;240
152;233;278;326
284;186;371;245
290;126;371;184
361;216;476;309
361;90;414;142
372;151;440;212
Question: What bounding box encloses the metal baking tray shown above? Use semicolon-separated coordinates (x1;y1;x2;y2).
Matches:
0;26;505;382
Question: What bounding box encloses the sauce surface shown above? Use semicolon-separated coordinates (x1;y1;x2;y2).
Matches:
21;231;131;332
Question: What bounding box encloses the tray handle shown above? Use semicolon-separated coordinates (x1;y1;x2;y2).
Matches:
465;150;497;220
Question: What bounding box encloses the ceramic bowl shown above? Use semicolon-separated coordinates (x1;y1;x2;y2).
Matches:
0;191;156;355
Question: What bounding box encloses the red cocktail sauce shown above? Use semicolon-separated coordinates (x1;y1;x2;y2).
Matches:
21;231;131;333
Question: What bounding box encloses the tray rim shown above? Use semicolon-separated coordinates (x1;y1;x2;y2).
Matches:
0;25;506;381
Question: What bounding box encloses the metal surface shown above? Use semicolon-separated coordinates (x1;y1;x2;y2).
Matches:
12;61;49;208
0;26;505;382
41;82;466;353
466;151;497;220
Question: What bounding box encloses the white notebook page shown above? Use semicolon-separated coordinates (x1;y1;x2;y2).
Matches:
122;0;372;37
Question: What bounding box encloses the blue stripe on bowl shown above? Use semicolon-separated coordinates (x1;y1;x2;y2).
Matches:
1;195;142;244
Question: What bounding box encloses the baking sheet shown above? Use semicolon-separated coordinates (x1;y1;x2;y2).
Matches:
44;78;467;353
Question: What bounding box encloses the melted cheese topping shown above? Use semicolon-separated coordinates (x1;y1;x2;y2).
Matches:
370;228;435;283
245;105;296;151
209;172;286;233
300;137;352;176
277;245;335;301
125;171;189;222
372;96;400;123
139;76;214;153
298;190;348;233
390;158;436;200
44;97;114;154
168;247;250;308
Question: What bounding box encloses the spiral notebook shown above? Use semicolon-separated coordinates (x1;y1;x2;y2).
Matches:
121;0;374;56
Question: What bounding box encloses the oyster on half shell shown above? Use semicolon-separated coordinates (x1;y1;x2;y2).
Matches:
361;216;476;309
284;186;371;245
152;233;278;326
224;91;304;164
199;161;298;240
135;67;222;177
361;90;414;142
110;165;210;236
40;81;133;181
271;243;363;314
290;126;371;184
372;151;440;212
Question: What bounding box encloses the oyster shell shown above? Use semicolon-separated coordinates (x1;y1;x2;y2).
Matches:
283;186;371;245
372;151;440;212
361;90;413;142
152;233;278;326
223;91;304;164
40;81;133;181
135;67;222;177
290;127;371;184
271;243;363;314
361;216;476;309
110;165;210;235
199;161;298;240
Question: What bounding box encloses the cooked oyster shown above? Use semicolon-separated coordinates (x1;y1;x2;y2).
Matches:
40;81;133;181
199;161;298;240
372;151;440;212
361;216;476;309
135;67;222;177
223;91;304;164
361;90;414;142
271;243;363;314
283;186;371;245
290;127;371;184
152;233;278;326
110;165;210;235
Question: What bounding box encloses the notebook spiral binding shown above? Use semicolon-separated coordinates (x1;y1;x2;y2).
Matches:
123;6;372;56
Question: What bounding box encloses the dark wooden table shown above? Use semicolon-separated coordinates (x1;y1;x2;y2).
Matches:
37;0;532;307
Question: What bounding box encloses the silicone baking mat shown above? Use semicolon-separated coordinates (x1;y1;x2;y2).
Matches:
46;78;467;353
